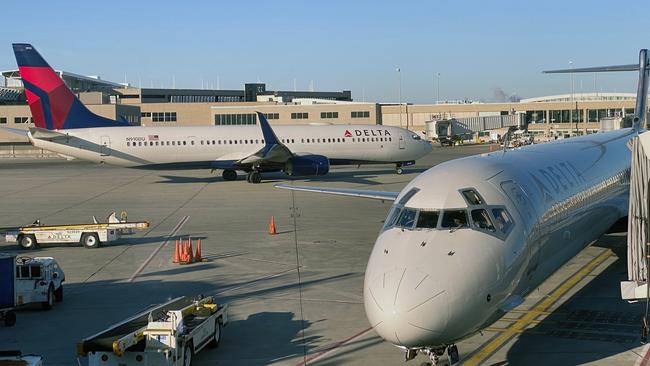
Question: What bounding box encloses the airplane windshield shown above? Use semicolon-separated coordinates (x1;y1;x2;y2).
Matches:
381;189;513;238
440;210;468;229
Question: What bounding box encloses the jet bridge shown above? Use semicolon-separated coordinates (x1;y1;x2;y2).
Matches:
622;133;650;302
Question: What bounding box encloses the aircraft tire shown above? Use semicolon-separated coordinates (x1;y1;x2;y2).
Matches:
249;171;262;184
222;169;237;181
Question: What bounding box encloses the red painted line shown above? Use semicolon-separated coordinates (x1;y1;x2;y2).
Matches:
295;326;374;366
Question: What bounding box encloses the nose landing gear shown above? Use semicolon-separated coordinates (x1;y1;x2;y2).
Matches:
414;344;458;366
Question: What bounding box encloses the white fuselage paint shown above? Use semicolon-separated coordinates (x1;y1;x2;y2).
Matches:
365;128;636;348
27;124;432;169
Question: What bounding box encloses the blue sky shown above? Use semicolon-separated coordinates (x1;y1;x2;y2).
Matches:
1;0;647;103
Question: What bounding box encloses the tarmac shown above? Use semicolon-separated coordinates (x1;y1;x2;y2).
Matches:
0;144;647;366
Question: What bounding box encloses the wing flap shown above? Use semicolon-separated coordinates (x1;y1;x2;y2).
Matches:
275;184;398;201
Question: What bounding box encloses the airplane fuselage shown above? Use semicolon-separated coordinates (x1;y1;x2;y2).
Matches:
366;128;635;349
28;124;431;170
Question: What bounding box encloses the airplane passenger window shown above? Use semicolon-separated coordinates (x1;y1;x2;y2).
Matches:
416;211;439;229
149;142;153;146
172;141;176;145
138;142;142;146
191;141;194;145
155;141;159;146
492;208;513;234
397;208;417;229
461;189;484;205
471;209;495;231
292;139;295;143
183;141;187;145
342;138;346;142
127;142;130;146
441;210;468;229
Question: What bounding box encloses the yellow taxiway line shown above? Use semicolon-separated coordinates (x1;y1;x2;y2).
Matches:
463;249;613;366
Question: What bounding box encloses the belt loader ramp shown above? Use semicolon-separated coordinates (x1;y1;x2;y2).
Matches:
77;295;227;366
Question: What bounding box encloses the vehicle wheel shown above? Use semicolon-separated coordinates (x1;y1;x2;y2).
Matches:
222;169;237;181
249;171;262;184
183;341;194;366
81;233;100;248
396;167;404;175
54;285;63;302
208;320;221;348
18;234;37;250
42;285;54;310
3;310;16;327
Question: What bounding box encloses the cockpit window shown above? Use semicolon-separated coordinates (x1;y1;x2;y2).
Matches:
491;208;513;234
440;210;468;229
471;209;495;231
461;189;484;205
416;211;439;229
397;208;417;229
398;188;420;205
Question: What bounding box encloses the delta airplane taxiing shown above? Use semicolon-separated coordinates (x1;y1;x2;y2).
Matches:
277;50;649;364
7;44;431;183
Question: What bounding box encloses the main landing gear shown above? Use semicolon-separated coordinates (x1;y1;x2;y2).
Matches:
409;344;459;366
246;170;262;184
396;163;404;175
222;169;238;181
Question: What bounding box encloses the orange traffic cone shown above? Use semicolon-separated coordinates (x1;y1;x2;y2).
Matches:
269;216;277;235
173;240;180;263
187;239;194;263
195;239;203;262
489;144;493;152
181;240;189;264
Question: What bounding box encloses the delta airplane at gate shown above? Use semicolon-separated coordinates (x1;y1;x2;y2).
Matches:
277;49;650;364
7;44;432;183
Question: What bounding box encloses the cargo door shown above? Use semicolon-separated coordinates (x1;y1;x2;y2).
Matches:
0;257;15;308
398;134;406;149
100;136;111;156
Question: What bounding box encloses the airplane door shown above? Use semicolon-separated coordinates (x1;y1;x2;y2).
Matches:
398;134;406;149
100;136;111;156
500;180;539;278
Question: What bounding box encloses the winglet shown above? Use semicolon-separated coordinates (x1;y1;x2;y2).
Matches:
256;112;280;146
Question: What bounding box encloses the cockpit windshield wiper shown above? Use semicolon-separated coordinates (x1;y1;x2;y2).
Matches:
449;223;464;233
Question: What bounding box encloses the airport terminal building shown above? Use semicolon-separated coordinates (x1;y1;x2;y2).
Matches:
0;69;641;144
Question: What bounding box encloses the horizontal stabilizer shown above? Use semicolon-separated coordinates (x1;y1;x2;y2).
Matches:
29;127;67;139
543;64;639;74
275;184;399;201
0;127;29;136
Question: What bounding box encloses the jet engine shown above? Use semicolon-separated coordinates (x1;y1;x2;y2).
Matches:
285;155;330;176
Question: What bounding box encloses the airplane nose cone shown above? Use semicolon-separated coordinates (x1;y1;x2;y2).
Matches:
364;267;449;347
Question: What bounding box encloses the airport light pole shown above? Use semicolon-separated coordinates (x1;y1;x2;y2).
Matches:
436;72;441;104
569;61;574;102
396;67;403;128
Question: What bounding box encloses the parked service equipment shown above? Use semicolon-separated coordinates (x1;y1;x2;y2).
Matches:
0;351;43;365
1;212;149;249
78;295;227;366
15;256;65;310
0;253;17;326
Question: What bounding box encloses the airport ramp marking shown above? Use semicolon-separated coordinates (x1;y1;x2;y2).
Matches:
128;215;190;283
635;343;650;366
463;249;612;366
295;326;374;366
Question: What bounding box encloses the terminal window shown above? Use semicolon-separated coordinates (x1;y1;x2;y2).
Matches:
215;113;257;125
152;112;177;122
291;112;308;120
0;117;5;124
14;117;31;124
320;112;339;119
351;111;370;118
263;113;279;120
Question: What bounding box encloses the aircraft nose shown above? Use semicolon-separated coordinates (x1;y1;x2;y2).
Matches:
364;267;449;347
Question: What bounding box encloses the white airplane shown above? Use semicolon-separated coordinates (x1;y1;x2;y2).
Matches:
277;50;649;364
7;43;432;183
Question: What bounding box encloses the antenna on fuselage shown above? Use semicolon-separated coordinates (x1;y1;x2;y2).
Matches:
543;49;650;131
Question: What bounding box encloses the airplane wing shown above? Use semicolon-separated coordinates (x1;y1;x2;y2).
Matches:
235;112;293;166
0;126;29;137
29;127;68;140
275;184;399;201
209;112;294;171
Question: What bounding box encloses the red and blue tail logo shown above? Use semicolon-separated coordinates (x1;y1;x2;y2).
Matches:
12;43;129;130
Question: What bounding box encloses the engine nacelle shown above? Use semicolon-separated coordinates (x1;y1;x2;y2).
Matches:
285;155;330;176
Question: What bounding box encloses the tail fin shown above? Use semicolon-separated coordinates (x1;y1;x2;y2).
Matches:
12;43;129;130
543;49;650;130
